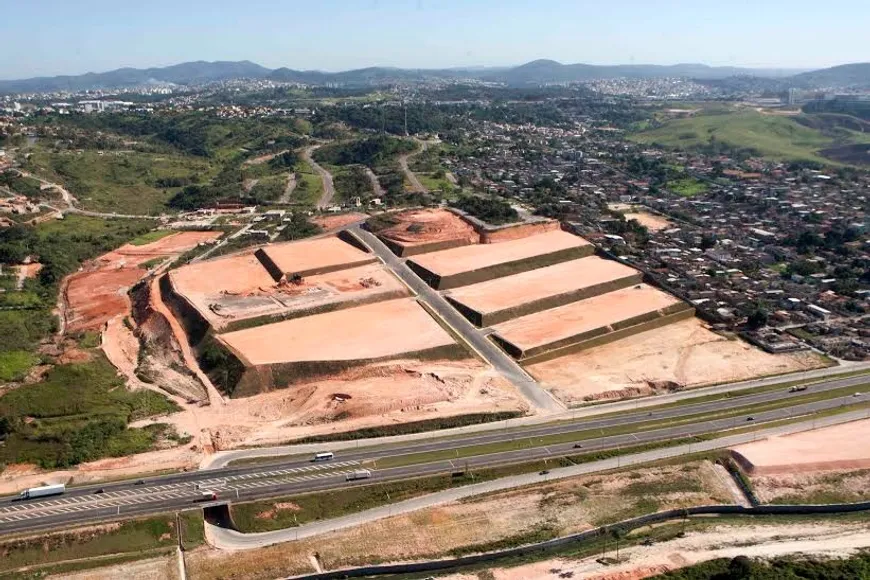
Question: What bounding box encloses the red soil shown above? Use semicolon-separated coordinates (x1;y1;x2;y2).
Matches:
311;212;368;231
731;419;870;475
446;256;640;315
409;230;591;278
259;236;374;276
492;284;680;352
378;208;478;249
479;220;559;243
63;231;223;333
218;298;455;365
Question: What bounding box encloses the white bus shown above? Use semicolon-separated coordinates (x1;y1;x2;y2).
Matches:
313;452;334;462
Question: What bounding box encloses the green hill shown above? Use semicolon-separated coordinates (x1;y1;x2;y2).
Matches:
630;111;870;165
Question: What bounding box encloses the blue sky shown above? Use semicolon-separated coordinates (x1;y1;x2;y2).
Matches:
2;0;868;79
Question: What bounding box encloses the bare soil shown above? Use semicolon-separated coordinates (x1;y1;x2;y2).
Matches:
482;522;870;580
311;212;368;231
445;256;640;316
732;419;870;475
528;317;827;405
492;284;680;352
258;236;374;276
377;208;478;250
45;552;180;580
409;231;591;278
218;298;455;365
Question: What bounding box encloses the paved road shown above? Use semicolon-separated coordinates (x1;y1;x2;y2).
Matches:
207;407;870;550
352;226;564;412
204;362;870;468
302;145;336;209
1;373;867;537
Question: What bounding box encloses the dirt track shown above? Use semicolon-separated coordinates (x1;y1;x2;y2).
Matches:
302;145;336;209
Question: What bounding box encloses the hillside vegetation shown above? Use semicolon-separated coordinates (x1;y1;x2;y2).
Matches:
631;110;870;165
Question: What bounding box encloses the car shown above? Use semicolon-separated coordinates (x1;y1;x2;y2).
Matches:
853;392;863;397
134;480;145;485
94;488;105;494
746;417;754;421
539;470;550;475
573;443;583;449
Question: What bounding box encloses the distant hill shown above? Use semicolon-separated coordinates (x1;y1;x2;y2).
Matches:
0;60;271;94
0;58;857;94
789;63;870;88
484;60;805;85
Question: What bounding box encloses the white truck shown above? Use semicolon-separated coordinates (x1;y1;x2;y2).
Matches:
20;484;66;500
346;469;372;481
197;490;218;502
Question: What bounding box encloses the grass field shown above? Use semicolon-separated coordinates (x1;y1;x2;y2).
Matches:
0;350;39;382
128;230;175;246
667;177;708;197
24;147;216;214
631;110;870;164
292;161;322;206
0;515;179;575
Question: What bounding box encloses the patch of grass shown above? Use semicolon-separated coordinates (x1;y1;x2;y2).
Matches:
0;515;178;574
0;350;38;382
128;230;175;246
666;177;708;197
291;161;322;206
141;256;167;270
0;354;180;468
178;509;205;549
25;147;216;214
630;110;847;164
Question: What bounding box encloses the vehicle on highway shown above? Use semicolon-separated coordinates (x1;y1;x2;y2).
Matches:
313;452;334;462
854;392;863;397
135;479;145;485
539;470;550;475
346;469;372;481
94;488;105;494
197;490;218;502
573;443;583;449
746;416;754;421
789;385;808;393
19;484;65;500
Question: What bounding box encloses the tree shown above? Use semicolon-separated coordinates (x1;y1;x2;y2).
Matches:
727;555;754;578
746;305;768;330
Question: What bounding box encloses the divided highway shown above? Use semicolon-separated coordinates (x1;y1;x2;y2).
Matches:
1;371;867;537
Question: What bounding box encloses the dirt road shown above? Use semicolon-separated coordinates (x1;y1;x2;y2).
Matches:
279;172;297;203
398;144;427;193
302;145;336;209
364;167;385;197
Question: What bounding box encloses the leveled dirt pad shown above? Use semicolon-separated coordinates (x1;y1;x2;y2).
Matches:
220;298;456;365
445;256;642;326
168;255;407;332
374;208;478;257
255;236;375;281
408;230;593;290
492;283;691;360
527;317;827;404
731;419;870;475
214;298;466;396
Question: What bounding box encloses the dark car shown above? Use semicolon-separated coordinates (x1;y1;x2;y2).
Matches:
573;443;583;449
746;417;754;421
94;488;105;494
134;479;145;485
539;470;550;475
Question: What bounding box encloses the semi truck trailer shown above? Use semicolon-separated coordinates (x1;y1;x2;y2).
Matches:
346;469;372;481
19;484;66;500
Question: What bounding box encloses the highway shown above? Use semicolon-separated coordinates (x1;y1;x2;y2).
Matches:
352;225;565;412
1;370;867;537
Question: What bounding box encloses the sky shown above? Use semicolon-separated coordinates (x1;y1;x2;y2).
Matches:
2;0;869;79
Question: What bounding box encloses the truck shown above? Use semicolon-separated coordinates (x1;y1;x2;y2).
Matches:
346;469;372;481
19;484;65;500
197;490;218;502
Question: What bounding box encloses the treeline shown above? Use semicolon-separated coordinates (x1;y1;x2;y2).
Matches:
657;553;870;579
452;196;519;225
334;166;372;200
314;136;416;168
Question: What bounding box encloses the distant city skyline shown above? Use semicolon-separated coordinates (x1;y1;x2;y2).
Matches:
2;0;868;80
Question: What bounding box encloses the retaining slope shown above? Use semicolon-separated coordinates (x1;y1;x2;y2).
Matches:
490;284;692;360
407;230;594;290
444;256;643;326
